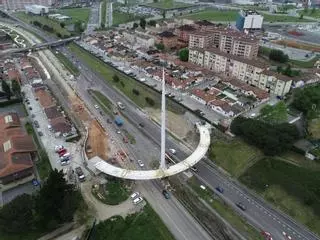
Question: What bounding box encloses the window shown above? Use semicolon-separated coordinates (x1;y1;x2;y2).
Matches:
4;115;13;123
3;140;12;152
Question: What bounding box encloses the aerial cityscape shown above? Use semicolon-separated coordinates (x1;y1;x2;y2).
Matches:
0;0;319;239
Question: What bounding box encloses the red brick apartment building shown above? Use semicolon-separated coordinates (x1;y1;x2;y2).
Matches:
0;113;36;185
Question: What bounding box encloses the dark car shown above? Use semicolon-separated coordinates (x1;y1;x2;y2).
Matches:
191;166;198;172
236;202;246;211
107;118;112;124
138;123;145;128
215;186;224;194
162;189;170;199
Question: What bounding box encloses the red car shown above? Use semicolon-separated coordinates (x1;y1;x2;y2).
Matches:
58;149;67;157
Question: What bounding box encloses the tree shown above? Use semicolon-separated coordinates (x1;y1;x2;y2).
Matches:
148;20;157;27
101;23;105;29
1;80;11;100
113;74;120;82
132;22;138;29
162;10;166;19
155;42;165;51
179;48;189;62
230;116;299;155
269;49;288;63
34;169;79;230
11;79;21;98
0;194;34;233
153;0;158;2
299;13;304;19
311;7;316;14
74;21;84;33
139;18;146;29
60;22;65;28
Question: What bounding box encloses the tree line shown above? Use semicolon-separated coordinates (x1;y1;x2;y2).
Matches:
231;116;299;156
1;78;21;100
0;170;82;234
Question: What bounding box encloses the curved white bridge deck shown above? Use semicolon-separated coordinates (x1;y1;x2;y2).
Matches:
91;123;211;180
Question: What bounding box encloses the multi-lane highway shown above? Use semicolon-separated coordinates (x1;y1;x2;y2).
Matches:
60;45;320;240
2;12;320;240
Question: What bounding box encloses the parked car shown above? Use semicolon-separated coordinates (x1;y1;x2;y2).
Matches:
215;186;224;194
130;192;140;200
138;123;144;128
190;166;198;172
107;118;112;124
133;197;144;205
75;167;85;182
162;189;170;199
236;202;246;211
137;159;144;167
33;120;39;128
38;131;43;136
123;136;128;143
94;105;99;109
54;145;64;152
60;159;70;166
58;149;67;157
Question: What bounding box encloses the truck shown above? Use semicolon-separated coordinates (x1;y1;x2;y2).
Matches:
75;167;85;182
114;116;124;127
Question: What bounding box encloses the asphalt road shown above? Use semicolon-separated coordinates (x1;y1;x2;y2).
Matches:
61;45;320;240
5;15;320;240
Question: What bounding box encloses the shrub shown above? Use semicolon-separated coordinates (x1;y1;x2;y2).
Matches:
145;97;155;106
132;89;140;95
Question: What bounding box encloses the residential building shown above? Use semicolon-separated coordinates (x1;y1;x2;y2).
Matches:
236;10;264;31
0;112;36;186
3;0;55;10
157;31;178;49
189;28;259;59
189;47;292;96
175;25;196;43
194;20;220;31
122;30;154;49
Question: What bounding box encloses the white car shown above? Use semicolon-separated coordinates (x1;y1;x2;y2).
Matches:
94;105;99;109
137;160;144;167
133;197;144;205
139;78;146;82
117;102;125;110
130;192;140;200
54;145;64;152
169;148;176;155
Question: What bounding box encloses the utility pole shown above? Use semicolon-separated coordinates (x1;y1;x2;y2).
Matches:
160;67;166;170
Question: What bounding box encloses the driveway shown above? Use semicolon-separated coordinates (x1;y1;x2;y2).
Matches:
1;182;38;205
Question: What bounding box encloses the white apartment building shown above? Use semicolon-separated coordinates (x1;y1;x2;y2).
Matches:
3;0;55;10
189;48;292;96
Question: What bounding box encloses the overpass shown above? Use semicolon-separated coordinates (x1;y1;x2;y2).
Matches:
91;122;211;180
0;36;80;55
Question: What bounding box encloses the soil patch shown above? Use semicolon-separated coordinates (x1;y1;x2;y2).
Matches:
86;120;108;160
69;95;91;122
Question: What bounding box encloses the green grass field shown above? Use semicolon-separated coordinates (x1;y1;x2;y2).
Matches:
240;157;320;234
14;12;71;37
259;101;288;124
94;204;175;240
58;7;91;24
54;51;79;76
209;140;261;177
290;56;320;68
298;8;320;18
113;11;141;26
145;0;192;9
181;9;315;22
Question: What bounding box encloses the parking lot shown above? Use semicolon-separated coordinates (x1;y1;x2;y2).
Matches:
22;84;88;180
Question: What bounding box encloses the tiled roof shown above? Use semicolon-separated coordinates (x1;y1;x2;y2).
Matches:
0;112;35;179
158;31;176;38
35;89;55;108
208;99;233;113
50;117;72;134
44;106;62;120
191;88;218;103
6;69;20;81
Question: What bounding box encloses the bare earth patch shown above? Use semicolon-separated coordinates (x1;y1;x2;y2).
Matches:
69;95;91;122
145;108;194;140
308;118;320;140
86;120;109;160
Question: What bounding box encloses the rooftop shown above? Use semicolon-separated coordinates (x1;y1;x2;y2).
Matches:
158;31;176;38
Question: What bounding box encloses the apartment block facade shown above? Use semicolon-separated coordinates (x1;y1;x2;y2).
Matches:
3;0;55;9
188;28;259;60
189;48;292;96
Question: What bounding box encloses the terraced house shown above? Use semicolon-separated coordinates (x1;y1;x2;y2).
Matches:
0;113;36;188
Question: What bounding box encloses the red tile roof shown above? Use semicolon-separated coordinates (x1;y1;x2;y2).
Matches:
35;89;55;108
191;88;218;103
0;113;35;179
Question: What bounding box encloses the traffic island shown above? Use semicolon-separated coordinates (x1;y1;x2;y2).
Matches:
91;178;130;205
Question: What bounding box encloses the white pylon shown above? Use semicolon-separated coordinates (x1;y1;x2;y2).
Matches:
160;67;166;170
